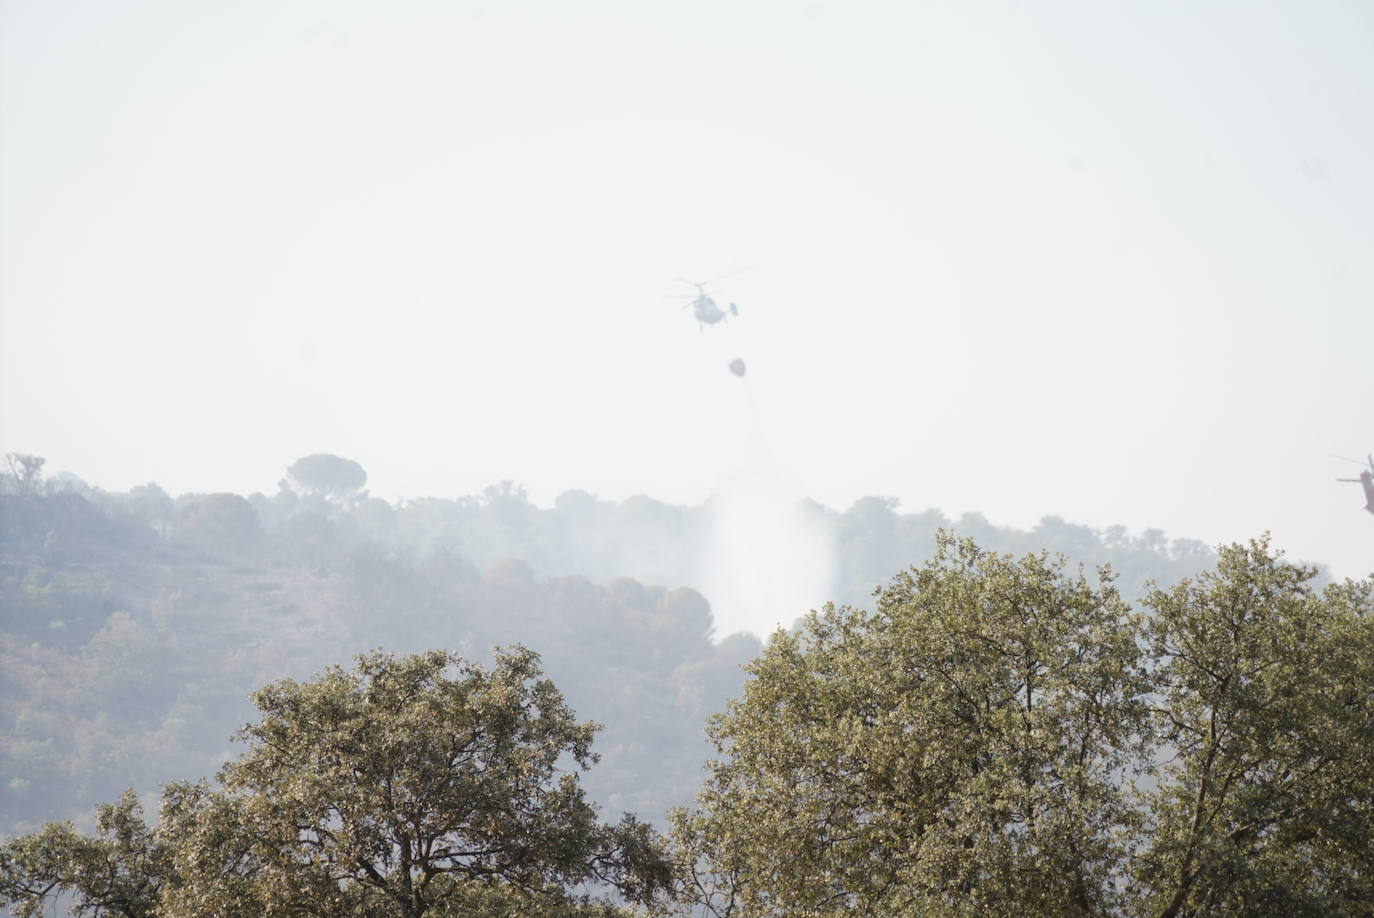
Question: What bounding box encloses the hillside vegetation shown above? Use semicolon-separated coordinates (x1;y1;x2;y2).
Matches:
3;513;1370;916
2;454;1229;840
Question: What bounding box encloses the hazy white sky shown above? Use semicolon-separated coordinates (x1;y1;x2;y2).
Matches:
2;0;1371;579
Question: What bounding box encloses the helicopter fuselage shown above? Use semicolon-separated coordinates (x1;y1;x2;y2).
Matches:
692;295;729;326
674;278;740;330
687;285;738;330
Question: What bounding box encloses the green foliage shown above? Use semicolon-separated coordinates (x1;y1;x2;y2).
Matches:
1133;541;1374;916
165;646;670;916
670;535;1149;917
0;790;167;918
3;649;671;918
668;536;1374;918
0;461;1337;914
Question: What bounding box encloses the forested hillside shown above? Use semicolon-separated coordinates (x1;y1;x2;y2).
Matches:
2;454;1230;838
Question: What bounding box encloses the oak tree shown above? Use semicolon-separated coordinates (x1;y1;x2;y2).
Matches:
1133;541;1374;916
668;535;1374;918
0;790;167;918
162;647;670;917
3;648;671;918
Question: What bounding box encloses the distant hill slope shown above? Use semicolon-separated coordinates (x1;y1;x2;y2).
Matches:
0;464;1237;835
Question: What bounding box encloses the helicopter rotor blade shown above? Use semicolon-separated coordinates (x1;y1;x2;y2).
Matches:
1331;453;1368;466
672;266;757;291
701;265;757;287
1337;478;1363;483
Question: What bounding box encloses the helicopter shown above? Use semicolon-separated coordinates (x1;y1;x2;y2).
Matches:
1334;453;1374;515
666;273;743;331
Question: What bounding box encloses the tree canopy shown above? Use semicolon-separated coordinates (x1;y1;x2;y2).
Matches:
0;790;166;918
4;454;46;497
284;454;368;502
1;648;672;918
668;535;1374;918
4;454;1354;916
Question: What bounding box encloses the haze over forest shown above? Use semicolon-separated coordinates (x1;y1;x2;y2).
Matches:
1;0;1371;582
1;2;1372;914
2;451;1370;915
1;451;1227;834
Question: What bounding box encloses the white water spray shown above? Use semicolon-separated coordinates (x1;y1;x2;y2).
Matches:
700;467;835;641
